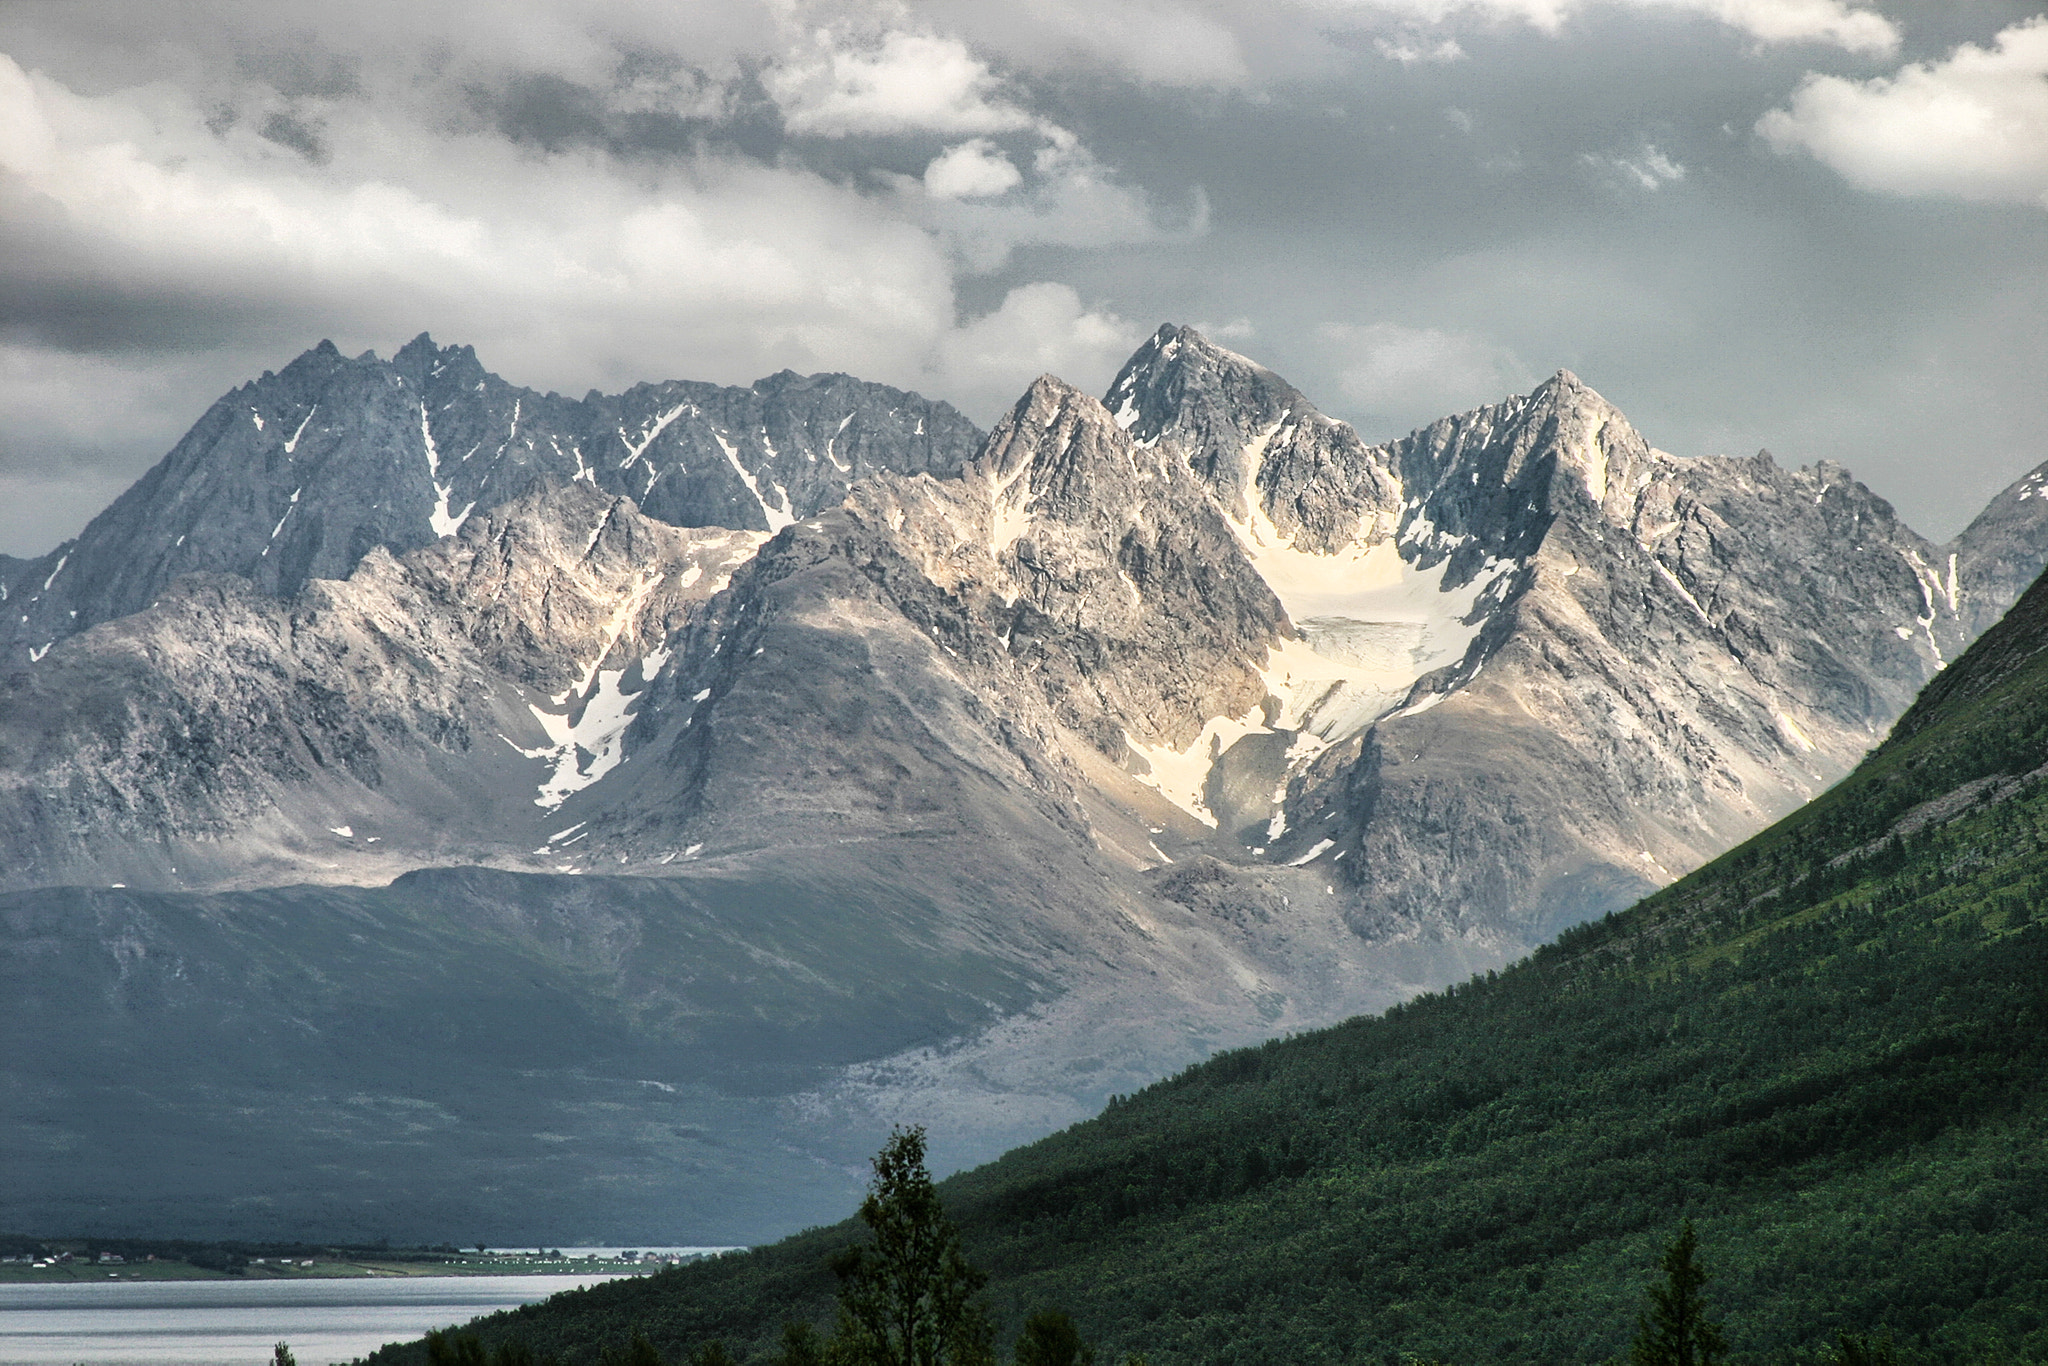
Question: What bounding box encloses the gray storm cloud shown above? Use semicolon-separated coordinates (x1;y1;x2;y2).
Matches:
0;0;2043;557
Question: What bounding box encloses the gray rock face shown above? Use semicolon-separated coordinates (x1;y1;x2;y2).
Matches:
558;375;1295;871
0;484;762;891
1106;330;1992;942
1106;323;1404;551
576;336;2028;957
0;336;981;663
1946;458;2048;641
885;376;1290;753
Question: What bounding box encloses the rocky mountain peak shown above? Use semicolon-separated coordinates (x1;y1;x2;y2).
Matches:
1104;325;1403;555
1425;369;1656;516
270;335;348;386
919;370;1289;758
1377;369;1665;584
974;374;1180;533
1943;456;2048;641
393;333;490;394
978;375;1096;482
1104;324;1301;494
391;330;443;373
0;338;983;666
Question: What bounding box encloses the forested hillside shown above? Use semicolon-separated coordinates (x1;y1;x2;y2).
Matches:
365;573;2048;1366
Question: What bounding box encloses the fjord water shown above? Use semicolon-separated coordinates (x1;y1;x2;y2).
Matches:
0;1275;624;1365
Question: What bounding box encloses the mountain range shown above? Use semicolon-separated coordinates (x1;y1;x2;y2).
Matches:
6;324;2048;1242
408;497;2048;1366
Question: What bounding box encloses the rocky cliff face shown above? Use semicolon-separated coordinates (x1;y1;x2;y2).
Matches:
1060;329;1986;944
1219;361;1973;942
0;336;980;663
0;484;762;891
517;331;2016;955
1945;458;2048;642
5;326;2046;1242
1107;323;1406;552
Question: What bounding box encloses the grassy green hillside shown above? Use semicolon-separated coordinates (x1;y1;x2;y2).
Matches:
366;578;2048;1366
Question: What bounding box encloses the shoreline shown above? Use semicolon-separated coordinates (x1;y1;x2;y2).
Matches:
0;1256;689;1285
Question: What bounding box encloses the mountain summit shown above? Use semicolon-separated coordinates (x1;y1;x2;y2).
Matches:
0;337;981;661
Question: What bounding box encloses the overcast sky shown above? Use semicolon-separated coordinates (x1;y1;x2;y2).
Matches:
2;0;2043;557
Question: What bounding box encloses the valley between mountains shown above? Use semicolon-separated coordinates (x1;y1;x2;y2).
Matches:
6;325;2047;1243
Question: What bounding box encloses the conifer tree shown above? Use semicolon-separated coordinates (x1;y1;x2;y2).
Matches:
780;1322;826;1366
1629;1221;1727;1366
828;1127;994;1366
1013;1310;1093;1366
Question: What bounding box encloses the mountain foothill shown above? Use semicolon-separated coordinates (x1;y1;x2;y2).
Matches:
5;323;2047;1245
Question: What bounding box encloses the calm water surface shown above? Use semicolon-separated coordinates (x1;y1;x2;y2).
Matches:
0;1274;630;1366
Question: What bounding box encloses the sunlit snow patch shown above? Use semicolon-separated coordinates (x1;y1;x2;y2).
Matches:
987;459;1035;556
1286;838;1336;866
714;432;795;533
1126;712;1275;827
420;405;475;538
620;404;688;468
1123;422;1515;831
284;407;316;454
501;564;684;810
513;646;671;811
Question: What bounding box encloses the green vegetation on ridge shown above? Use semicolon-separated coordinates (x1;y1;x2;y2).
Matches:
366;579;2048;1366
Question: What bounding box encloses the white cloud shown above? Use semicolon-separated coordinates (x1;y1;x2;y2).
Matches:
767;28;1044;138
1305;0;1896;55
1374;36;1468;63
927;283;1143;420
0;53;960;392
1319;321;1531;420
915;137;1186;273
2;0;780;97
757;21;1184;265
1586;142;1687;190
1676;0;1896;54
924;139;1023;199
915;0;1257;87
1757;16;2048;208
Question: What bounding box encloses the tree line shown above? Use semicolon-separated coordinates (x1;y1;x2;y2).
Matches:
393;1133;1923;1366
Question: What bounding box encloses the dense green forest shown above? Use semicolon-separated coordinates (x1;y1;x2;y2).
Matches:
364;578;2048;1366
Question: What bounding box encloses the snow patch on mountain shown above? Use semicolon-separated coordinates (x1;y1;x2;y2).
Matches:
518;645;670;811
421;404;475;538
1123;541;1507;829
715;432;795;534
285;408;316;454
988;460;1036;556
1127;708;1276;827
622;404;690;468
